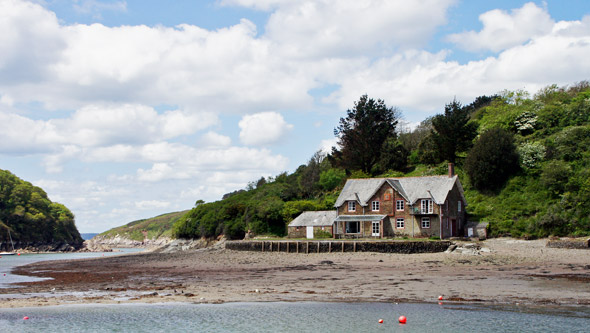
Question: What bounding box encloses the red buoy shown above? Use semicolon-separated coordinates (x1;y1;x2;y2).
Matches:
378;319;383;324
398;315;407;324
23;316;29;320
438;295;443;300
17;253;21;256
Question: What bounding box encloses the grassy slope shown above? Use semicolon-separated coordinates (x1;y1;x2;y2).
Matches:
99;210;189;241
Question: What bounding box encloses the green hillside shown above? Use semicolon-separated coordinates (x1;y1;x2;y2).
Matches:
100;210;189;241
0;169;83;249
173;82;590;240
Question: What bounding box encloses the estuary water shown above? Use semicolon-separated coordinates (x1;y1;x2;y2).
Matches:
0;301;589;332
0;248;144;288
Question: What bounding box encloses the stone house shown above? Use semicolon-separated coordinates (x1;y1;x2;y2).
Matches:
332;165;466;239
287;211;337;239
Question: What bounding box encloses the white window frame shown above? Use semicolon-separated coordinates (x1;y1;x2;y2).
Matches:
348;201;356;212
458;201;462;212
421;199;433;214
372;221;380;236
396;200;404;211
421;217;431;229
396;218;405;229
372;200;380;212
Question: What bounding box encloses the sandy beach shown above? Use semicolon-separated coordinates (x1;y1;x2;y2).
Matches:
1;238;589;308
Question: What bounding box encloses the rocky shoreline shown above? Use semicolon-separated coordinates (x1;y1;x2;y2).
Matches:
1;238;589;308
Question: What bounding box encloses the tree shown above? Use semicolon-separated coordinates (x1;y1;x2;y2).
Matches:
431;99;478;164
465;128;519;191
332;95;400;175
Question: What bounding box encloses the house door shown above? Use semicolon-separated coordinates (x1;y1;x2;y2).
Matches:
372;221;380;237
306;226;314;239
451;219;456;237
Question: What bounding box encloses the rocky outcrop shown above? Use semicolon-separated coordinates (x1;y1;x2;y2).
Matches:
0;241;80;253
154;237;226;253
83;235;173;251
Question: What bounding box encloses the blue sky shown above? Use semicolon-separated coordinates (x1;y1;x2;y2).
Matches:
1;0;590;232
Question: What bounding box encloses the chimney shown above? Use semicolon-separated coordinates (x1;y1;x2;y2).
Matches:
448;163;454;178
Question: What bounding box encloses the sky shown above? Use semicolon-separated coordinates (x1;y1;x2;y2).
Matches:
1;0;590;233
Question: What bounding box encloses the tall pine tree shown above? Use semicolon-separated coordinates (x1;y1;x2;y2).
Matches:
332;95;401;175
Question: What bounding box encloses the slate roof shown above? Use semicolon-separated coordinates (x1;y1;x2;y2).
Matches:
334;175;465;207
288;211;337;227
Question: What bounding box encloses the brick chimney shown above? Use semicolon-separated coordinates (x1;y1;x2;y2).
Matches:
448;163;454;178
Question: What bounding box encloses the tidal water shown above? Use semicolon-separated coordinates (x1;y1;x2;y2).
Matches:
1;302;589;332
0;248;144;288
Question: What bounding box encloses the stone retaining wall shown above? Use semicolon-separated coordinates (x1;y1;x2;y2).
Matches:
226;240;451;254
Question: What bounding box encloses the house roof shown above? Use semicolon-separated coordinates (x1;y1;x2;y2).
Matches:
334;175;465;207
288;210;337;227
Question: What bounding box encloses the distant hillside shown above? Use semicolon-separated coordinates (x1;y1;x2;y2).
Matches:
0;169;83;251
99;210;189;242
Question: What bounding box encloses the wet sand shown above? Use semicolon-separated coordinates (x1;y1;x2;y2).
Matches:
1;238;589;308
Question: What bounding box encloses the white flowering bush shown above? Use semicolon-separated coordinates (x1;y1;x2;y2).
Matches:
517;141;546;169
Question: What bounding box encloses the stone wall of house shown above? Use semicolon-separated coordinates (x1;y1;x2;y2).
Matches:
287;226;306;238
226;240;452;253
287;226;333;239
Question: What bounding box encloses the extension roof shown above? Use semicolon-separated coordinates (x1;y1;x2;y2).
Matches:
288;210;337;227
334;175;465;207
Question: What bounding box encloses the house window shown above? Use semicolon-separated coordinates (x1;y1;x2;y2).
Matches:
348;201;356;212
372;201;380;212
396;200;404;211
396;218;405;229
421;199;433;214
421;217;431;228
346;221;360;233
458;201;462;212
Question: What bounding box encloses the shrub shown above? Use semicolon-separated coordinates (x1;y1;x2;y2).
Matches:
517;141;546;169
465;128;519;191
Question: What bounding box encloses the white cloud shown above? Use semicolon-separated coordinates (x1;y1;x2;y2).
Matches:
264;0;456;58
0;0;64;84
199;131;232;148
326;15;590;117
0;104;218;154
134;200;171;210
319;138;338;154
447;2;554;53
239;112;293;146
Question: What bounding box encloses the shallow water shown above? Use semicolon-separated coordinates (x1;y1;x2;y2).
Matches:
0;248;145;288
0;302;589;332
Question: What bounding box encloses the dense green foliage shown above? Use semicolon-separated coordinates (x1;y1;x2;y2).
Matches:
0;169;83;247
173;83;590;240
428;99;478;164
99;210;189;241
465;128;519;191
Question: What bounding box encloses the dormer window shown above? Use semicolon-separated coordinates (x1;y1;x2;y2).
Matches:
421;199;433;214
348;201;356;212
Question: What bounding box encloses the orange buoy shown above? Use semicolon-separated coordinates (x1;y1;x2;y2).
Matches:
398;315;407;324
438;295;443;300
23;316;29;320
378;319;384;324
